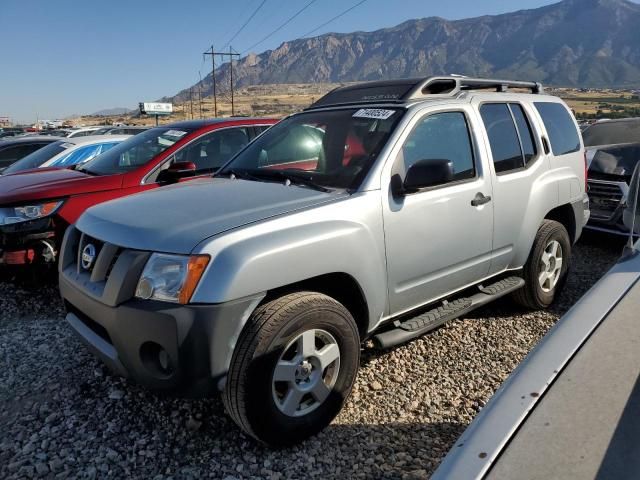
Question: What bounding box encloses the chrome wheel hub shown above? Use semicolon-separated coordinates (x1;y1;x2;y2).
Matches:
538;240;563;293
272;329;341;417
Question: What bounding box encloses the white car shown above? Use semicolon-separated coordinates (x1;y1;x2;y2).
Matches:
40;135;132;168
66;126;106;138
3;135;130;174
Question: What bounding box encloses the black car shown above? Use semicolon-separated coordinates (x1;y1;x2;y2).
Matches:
0;136;64;172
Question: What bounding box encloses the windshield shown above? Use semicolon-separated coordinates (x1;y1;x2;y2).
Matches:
219;108;403;189
583;119;640;147
2;141;68;174
80;127;193;175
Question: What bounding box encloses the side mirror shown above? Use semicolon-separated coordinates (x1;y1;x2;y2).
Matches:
623;162;640;235
394;159;454;195
158;161;197;183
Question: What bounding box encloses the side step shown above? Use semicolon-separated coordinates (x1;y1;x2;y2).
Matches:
373;276;525;349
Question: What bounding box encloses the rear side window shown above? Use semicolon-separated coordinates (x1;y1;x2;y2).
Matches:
534;102;580;156
510;104;537;166
480;104;523;173
480;103;539;173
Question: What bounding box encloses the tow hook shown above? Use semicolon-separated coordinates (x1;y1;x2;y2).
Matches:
40;240;57;263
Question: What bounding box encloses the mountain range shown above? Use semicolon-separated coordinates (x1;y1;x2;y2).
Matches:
168;0;640;102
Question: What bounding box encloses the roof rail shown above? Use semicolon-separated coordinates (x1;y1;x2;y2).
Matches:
306;76;544;110
408;76;544;99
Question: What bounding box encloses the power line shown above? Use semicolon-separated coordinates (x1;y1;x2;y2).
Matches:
222;0;268;50
302;0;368;38
242;0;317;54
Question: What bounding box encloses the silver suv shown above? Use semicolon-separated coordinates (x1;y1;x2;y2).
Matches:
59;76;589;446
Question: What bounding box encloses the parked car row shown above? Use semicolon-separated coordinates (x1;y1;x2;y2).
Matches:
6;75;638;449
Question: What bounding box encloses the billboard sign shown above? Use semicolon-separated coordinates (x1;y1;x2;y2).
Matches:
139;102;173;116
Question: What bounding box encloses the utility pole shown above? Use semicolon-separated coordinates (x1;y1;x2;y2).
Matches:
229;46;238;116
189;87;194;119
203;46;240;116
198;71;204;118
203;45;218;117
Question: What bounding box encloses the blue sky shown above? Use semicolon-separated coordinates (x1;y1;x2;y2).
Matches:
1;0;562;123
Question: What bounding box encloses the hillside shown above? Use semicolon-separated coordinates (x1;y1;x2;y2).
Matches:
169;0;640;102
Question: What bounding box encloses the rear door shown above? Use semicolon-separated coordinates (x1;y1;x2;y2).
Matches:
476;101;546;274
383;106;494;315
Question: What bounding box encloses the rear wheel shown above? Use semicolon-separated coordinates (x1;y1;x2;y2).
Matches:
513;220;571;309
222;292;360;446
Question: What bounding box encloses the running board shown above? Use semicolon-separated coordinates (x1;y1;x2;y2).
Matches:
373;276;525;349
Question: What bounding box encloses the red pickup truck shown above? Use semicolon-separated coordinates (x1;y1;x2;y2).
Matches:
0;118;277;267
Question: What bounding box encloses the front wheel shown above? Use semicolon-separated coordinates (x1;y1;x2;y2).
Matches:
222;292;360;446
513;220;571;310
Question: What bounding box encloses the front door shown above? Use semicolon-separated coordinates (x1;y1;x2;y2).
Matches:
383;109;494;315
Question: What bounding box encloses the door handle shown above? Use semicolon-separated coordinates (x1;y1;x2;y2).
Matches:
471;192;492;207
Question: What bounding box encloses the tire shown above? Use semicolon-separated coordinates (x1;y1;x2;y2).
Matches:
513;220;571;310
222;291;360;446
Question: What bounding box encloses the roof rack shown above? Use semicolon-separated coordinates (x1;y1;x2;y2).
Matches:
307;76;544;110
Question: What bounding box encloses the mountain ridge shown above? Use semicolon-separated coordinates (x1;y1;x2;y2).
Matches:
167;0;640;102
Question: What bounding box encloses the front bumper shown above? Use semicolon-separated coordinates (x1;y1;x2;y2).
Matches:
0;217;57;265
61;275;262;394
58;225;264;395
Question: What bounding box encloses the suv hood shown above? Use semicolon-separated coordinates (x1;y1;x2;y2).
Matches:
77;177;347;254
0;168;122;204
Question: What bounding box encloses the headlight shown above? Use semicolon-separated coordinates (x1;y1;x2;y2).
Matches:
135;253;210;304
0;201;63;225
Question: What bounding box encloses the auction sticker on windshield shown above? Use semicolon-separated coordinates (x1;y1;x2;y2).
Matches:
353;109;396;120
163;130;188;138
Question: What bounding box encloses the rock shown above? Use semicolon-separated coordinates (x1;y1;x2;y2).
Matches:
108;390;124;400
35;462;49;477
370;381;383;391
186;417;203;432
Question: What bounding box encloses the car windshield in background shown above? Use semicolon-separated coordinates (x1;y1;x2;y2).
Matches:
80;127;193;175
2;141;69;174
582;119;640;147
219;108;404;189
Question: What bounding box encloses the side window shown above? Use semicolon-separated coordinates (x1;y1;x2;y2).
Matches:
510;104;537;166
174;128;250;173
52;144;102;167
400;111;475;182
480;104;525;174
534;102;581;156
258;125;323;168
0;146;25;167
97;142;119;155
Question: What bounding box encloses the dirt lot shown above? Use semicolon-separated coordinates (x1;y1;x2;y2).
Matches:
0;232;623;479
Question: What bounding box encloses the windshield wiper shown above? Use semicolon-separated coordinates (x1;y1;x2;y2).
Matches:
249;169;331;193
225;168;262;182
76;165;98;176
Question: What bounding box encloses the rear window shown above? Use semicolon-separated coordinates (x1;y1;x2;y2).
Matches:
582;119;640;147
534;102;580;156
2;141;68;174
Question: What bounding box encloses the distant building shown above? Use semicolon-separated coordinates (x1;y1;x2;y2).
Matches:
0;116;11;127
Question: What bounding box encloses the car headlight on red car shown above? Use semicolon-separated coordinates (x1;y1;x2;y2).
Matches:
135;253;210;304
0;201;64;225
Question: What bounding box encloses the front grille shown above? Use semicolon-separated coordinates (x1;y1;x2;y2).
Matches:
60;226;151;307
587;180;625;221
76;233;121;283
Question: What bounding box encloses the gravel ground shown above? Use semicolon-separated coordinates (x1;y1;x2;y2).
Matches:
0;232;623;479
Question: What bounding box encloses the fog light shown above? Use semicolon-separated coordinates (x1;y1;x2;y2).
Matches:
140;341;174;379
135;277;155;300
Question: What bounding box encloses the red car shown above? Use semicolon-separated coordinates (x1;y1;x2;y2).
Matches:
0;118;277;266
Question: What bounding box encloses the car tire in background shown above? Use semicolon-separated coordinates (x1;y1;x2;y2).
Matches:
513;219;571;310
223;291;360;446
